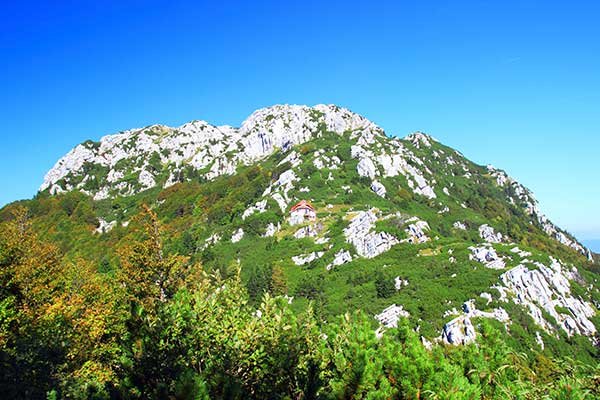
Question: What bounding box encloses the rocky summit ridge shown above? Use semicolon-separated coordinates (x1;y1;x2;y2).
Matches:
31;104;599;348
41;104;382;199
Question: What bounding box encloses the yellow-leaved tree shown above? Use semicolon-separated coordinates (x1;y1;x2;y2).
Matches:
118;205;195;311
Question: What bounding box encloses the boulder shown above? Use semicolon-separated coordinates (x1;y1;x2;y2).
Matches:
375;304;410;328
479;224;503;243
510;246;532;258
480;292;493;305
394;276;409;290
469;245;506;270
344;210;399;258
370;180;387;197
453;221;467;231
231;228;244;243
95;218;116;234
263;223;280;237
441;316;476;345
404;220;430;244
326;250;352;270
292;252;324;266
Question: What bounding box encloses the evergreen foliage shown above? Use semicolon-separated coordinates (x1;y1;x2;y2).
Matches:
0;209;599;398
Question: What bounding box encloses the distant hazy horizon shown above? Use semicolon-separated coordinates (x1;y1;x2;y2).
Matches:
582;239;600;253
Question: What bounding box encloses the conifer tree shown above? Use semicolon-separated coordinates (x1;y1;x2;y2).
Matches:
270;262;287;295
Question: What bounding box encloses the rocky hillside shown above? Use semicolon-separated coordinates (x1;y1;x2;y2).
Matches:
41;106;591;257
9;104;600;355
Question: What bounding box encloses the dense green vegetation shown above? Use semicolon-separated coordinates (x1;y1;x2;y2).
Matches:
1;207;599;399
2;130;600;398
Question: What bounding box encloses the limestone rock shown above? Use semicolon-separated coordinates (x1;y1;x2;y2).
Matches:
469;245;506;270
453;221;467;231
487;165;508;187
263;223;280;237
375;304;410;328
279;151;302;168
536;332;545;350
39;103;591;267
510;246;532;258
479;224;503;243
499;262;597;337
462;299;509;323
294;225;318;239
370;180;387;198
242;200;268;220
357;157;378;178
404;132;435;148
375;152;436;199
201;233;221;250
394;276;409;290
344;210;399;258
231;228;244;243
326;250;352;270
480;292;493;305
41;104;384;201
292;252;324;266
95;218;116;234
315;236;330;244
404;219;430;244
441;316;476;345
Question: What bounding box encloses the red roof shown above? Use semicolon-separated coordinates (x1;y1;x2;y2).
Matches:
290;200;315;212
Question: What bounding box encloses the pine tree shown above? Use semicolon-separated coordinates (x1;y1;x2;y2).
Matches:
375;270;395;298
246;263;271;303
270;262;287;295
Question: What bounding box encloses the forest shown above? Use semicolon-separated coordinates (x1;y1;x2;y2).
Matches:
1;205;599;400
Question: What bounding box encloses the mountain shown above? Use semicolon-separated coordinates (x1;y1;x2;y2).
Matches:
5;104;600;352
40;104;593;259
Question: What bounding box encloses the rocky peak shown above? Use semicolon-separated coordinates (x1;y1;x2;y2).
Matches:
404;132;437;148
238;104;384;159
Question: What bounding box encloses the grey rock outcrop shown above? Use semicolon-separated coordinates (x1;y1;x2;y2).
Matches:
479;224;503;243
375;304;410;328
326;250;352;270
469;245;506;270
370;180;387;198
231;228;244;243
499;260;597;337
292;252;324;266
344;209;399;258
441;316;476;345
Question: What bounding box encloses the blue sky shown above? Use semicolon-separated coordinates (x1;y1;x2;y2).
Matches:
1;1;599;246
